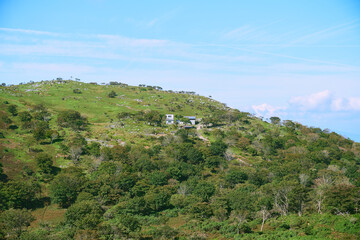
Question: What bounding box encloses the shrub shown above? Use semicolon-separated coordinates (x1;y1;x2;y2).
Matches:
49;170;86;208
0;208;34;238
57;110;88;130
225;169;248;187
7;104;17;116
73;88;82;94
65;200;104;229
108;90;117;98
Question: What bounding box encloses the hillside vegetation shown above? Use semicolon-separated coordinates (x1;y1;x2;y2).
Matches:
0;80;359;239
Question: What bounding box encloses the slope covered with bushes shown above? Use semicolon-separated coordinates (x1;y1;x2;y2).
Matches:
0;80;359;239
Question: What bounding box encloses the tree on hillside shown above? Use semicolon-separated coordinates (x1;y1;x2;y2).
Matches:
324;184;359;214
193;182;215;202
270;116;281;125
73;88;82;94
18;111;32;123
0;180;40;209
7;104;17;116
49;170;86;208
210;140;227;156
36;153;53;174
57;110;88;131
186;148;204;164
101;213;141;239
46;129;59;144
32;104;51;121
65;200;104;229
65;133;88;163
0;208;34;238
108;90;117;98
0;162;7;182
32;121;49;141
225;169;248;187
143;110;164;126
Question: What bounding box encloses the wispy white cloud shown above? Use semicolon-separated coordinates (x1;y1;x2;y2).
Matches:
331;97;360;111
222;20;282;42
289;90;332;111
0;27;63;36
252;103;287;117
206;43;358;68
253;90;360;119
1;27;359;75
221;19;360;52
289;90;360;112
286;20;360;46
147;18;159;27
268;63;360;73
96;34;170;47
12;63;94;74
126;8;180;29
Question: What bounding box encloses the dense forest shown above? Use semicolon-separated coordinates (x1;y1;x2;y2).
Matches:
0;80;359;239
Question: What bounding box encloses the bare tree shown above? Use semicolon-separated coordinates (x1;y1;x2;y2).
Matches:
313;176;333;214
257;207;271;231
273;186;292;216
50;131;59;144
69;146;82;163
230;210;248;234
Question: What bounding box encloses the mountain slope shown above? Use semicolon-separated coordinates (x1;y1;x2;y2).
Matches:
0;80;359;239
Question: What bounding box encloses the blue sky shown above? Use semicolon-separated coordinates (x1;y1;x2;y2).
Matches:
1;0;360;141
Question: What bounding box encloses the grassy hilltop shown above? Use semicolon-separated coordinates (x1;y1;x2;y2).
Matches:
0;80;359;239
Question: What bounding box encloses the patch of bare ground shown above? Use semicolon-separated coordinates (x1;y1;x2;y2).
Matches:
30;204;67;228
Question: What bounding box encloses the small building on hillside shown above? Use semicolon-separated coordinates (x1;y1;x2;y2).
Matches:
185;116;196;125
166;114;174;124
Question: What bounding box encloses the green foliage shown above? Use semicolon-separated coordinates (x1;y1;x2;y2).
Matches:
324;184;359;214
189;202;213;219
225;169;248;187
18;111;32;123
113;173;138;192
0;180;40;209
32;120;49;141
0;208;34;238
209;140;227;156
49;169;86;208
187;148;204;164
1;80;360;239
270;116;281;125
121;196;149;215
31;104;51;121
193;182;215;202
111;145;130;163
102;213;141;238
139;110;164;126
166;162;197;181
57;110;88;130
205;156;222;169
7;104;18;116
36;153;53;174
108;90;117;98
228;184;257;213
19;229;50;240
0;162;7;182
76;191;94;202
149;225;178;240
87;142;101;157
65;200;104;229
148;171;168;186
73;88;82;94
145;187;172;211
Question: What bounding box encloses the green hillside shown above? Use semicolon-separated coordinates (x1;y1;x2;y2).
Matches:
0;80;359;239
